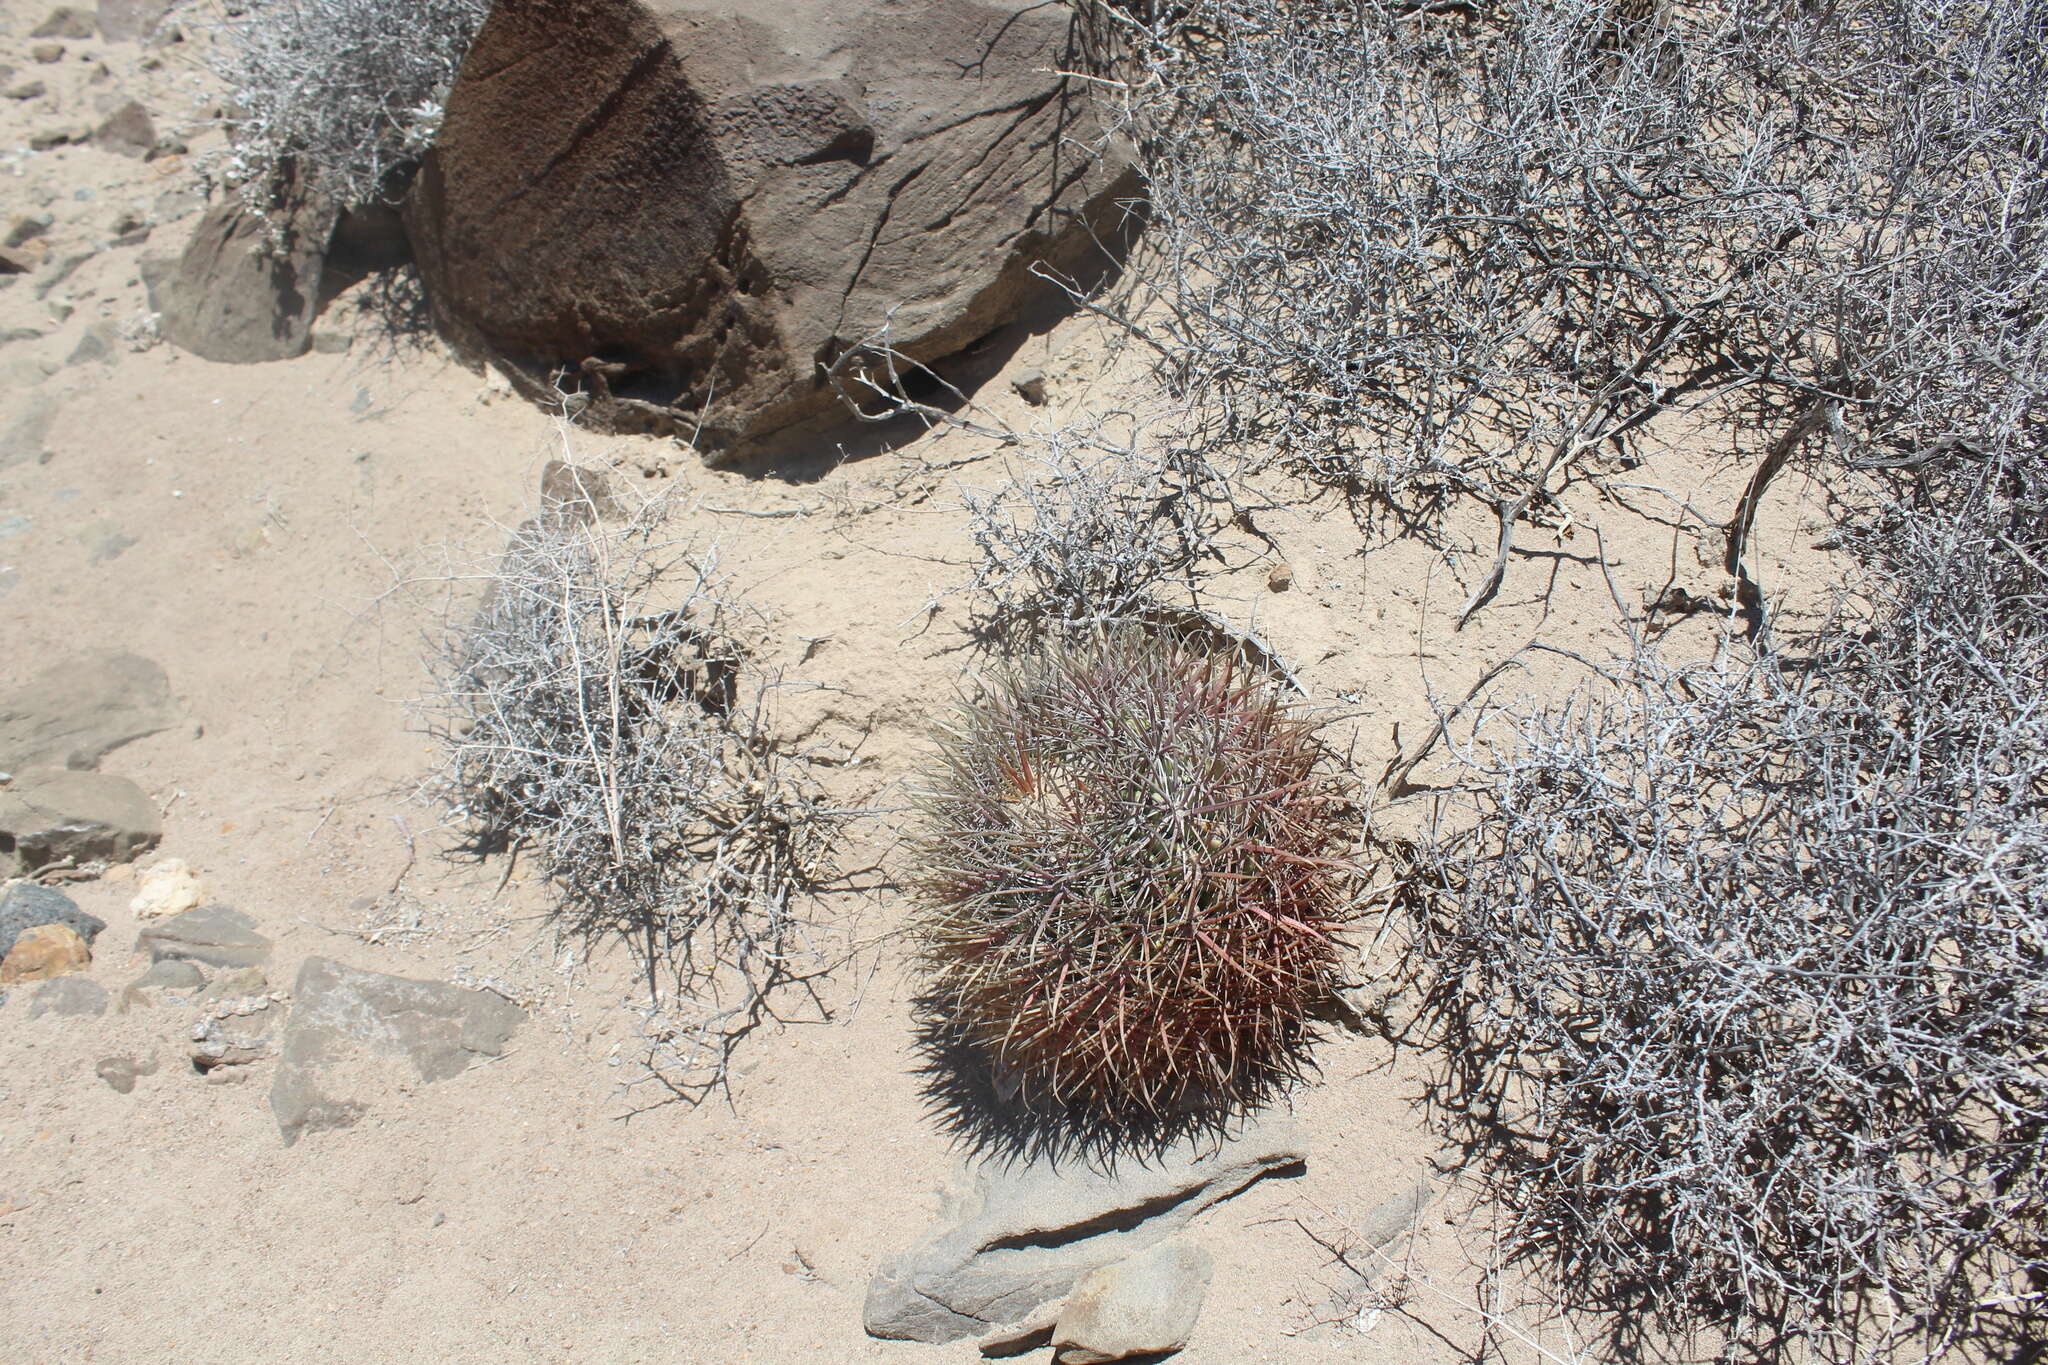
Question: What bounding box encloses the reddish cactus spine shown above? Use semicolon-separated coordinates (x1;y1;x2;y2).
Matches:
915;632;1352;1118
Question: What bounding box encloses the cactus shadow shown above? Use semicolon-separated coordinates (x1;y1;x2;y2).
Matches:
908;993;1299;1170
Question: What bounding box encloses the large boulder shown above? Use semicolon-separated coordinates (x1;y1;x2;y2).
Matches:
407;0;1134;463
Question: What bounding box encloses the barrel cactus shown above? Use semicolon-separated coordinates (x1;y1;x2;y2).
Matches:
915;632;1353;1119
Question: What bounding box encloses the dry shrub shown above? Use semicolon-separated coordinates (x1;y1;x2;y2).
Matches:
1084;0;2048;611
214;0;487;211
956;427;1235;643
1411;437;2048;1358
422;481;844;1101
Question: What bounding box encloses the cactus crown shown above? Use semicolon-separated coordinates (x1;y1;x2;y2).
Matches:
915;631;1352;1119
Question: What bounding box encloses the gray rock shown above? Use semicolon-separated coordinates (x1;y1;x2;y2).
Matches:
408;0;1135;464
1052;1239;1213;1365
134;957;206;990
269;957;526;1145
97;0;174;42
29;125;86;151
35;248;96;299
191;994;282;1070
117;955;208;1011
0;768;162;875
92;99;154;157
147;182;335;364
5;214;53;248
66;323;115;367
0;650;175;770
539;460;622;524
0;395;60;470
4;78;49;100
31;8;97;38
863;1115;1304;1344
29;973;108;1017
94;1052;157;1093
134;905;271;969
1011;368;1047;406
201;965;267;1000
0;881;105;955
152;186;202;223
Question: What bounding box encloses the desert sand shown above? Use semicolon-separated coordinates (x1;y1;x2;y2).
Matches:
0;3;1842;1360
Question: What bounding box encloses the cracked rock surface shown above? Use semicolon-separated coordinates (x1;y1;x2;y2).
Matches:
863;1114;1304;1344
406;0;1133;462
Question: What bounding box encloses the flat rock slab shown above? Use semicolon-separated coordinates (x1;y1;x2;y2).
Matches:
0;650;175;771
0;768;162;875
1053;1238;1213;1365
0;881;105;955
134;905;271;969
269;957;526;1145
29;974;108;1017
864;1114;1304;1344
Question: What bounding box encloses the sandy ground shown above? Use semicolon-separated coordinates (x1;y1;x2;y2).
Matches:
0;4;1848;1362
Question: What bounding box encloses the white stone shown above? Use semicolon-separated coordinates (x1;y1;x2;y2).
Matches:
129;856;201;918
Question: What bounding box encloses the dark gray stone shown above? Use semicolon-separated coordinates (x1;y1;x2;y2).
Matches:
147;182;334;364
117;954;208;1011
269;957;526;1145
0;881;105;956
0;650;175;770
4;214;52;249
29;974;107;1017
134;957;206;990
864;1115;1304;1344
201;965;267;1000
35;249;96;299
66;324;115;367
134;905;270;969
92;99;154;157
0;768;161;875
